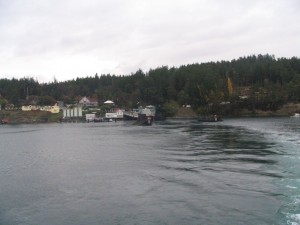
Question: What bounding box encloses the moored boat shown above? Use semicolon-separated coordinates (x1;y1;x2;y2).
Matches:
198;115;223;122
93;117;113;122
133;105;156;126
290;113;300;118
134;114;154;126
1;118;9;124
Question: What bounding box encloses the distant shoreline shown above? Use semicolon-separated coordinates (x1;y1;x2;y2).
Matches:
1;103;299;125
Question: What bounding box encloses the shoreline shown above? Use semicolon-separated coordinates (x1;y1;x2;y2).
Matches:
1;103;299;125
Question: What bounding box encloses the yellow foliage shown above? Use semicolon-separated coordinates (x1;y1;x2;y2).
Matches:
227;78;233;96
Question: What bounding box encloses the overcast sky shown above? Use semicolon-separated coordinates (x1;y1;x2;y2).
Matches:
0;0;300;82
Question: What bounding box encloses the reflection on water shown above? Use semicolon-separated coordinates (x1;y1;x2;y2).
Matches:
0;118;299;225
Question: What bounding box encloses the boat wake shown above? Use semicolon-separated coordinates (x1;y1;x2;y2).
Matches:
221;118;300;225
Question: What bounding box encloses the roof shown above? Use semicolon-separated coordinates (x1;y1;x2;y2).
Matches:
104;100;114;104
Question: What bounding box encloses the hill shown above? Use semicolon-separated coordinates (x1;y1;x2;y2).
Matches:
1;54;300;118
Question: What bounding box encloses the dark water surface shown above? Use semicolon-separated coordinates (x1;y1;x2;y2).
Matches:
0;118;299;225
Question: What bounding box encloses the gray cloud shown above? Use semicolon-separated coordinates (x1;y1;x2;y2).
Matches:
0;0;300;82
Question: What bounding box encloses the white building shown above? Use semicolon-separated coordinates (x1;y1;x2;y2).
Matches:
105;108;123;119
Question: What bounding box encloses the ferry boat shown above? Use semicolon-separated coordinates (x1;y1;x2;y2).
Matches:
133;105;156;126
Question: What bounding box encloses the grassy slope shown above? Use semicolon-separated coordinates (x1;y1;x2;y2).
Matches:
0;110;63;124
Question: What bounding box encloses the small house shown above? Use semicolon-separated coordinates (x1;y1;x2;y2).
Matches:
79;97;98;107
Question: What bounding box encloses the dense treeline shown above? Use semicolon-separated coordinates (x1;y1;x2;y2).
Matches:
1;54;300;115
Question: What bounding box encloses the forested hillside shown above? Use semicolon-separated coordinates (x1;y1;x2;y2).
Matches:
1;54;300;115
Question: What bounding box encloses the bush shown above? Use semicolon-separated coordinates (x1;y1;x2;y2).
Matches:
162;101;179;117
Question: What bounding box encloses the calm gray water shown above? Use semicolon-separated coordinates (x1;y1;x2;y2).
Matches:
0;118;299;225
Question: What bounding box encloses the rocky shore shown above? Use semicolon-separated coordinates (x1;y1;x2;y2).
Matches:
235;103;300;117
173;103;300;118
